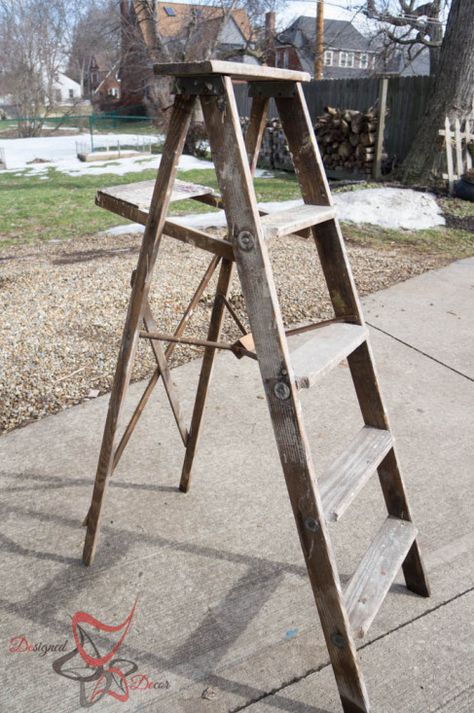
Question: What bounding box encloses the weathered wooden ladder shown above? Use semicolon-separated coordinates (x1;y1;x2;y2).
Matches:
83;61;430;713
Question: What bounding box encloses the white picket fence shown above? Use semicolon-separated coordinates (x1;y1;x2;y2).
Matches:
439;116;473;193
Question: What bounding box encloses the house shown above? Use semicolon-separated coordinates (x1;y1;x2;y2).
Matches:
87;54;119;95
87;54;121;109
275;17;386;78
52;73;82;105
119;1;257;113
153;2;254;61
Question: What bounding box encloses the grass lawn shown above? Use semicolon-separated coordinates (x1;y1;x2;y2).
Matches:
0;167;300;247
0;166;473;259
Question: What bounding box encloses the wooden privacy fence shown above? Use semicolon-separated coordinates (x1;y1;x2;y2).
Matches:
234;75;433;172
439;116;474;193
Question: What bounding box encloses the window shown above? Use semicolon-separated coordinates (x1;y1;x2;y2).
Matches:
323;50;333;67
282;48;289;68
108;87;118;98
339;51;355;68
164;6;175;16
359;53;369;69
68;88;74;99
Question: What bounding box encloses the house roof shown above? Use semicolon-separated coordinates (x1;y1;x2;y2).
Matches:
277;17;373;52
155;2;251;41
90;52;117;73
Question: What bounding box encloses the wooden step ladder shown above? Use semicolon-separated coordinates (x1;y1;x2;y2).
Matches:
82;60;430;713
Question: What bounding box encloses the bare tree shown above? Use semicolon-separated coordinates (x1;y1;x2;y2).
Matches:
67;1;120;97
401;0;474;183
366;1;446;75
0;0;70;135
120;0;283;119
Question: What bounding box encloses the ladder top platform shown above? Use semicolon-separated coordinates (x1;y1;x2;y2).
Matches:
154;60;311;83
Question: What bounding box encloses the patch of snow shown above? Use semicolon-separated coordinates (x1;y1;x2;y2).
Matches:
333;187;445;230
99;223;144;237
0;133;276;178
99;187;444;236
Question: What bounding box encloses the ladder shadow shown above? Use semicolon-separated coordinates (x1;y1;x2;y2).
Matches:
0;500;331;710
0;469;180;495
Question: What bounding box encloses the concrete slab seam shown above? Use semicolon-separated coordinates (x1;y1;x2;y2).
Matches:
229;584;474;712
367;323;474;382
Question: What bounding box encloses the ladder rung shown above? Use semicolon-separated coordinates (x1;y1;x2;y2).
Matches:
290;323;367;390
261;204;336;239
345;517;417;639
320;426;393;522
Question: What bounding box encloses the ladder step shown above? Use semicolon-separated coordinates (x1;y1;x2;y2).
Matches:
290;323;367;390
345;517;417;639
320;426;393;522
261;204;336;239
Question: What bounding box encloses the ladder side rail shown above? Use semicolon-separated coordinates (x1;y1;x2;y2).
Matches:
276;84;363;324
277;85;430;599
201;75;371;713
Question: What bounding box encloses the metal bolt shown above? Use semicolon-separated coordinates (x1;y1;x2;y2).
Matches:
331;631;345;649
304;516;319;533
237;231;255;252
274;381;290;400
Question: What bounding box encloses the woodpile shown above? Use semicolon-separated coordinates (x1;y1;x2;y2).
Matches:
315;106;379;174
241;105;382;175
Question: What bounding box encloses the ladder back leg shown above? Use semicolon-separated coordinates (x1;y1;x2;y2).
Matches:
113;255;220;471
179;258;234;492
179;92;268;493
277;85;429;599
82;94;195;566
200;75;371;713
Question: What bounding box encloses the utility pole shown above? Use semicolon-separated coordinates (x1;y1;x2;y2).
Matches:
314;0;324;79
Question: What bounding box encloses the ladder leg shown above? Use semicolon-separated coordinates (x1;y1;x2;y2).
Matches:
82;258;220;527
200;76;371;713
179;93;266;493
82;94;195;566
113;255;220;471
179;258;234;492
277;86;430;598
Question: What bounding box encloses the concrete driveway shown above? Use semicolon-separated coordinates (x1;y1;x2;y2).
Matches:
1;258;473;713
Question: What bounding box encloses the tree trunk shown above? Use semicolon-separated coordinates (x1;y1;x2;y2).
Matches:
401;0;474;185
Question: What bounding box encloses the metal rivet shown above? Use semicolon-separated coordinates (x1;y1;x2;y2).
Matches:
304;516;319;533
331;631;345;649
274;381;290;400
237;231;255;251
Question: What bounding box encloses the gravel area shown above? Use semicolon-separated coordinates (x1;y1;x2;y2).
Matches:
0;231;448;433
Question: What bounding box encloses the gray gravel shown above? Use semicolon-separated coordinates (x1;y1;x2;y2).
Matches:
0;231;447;433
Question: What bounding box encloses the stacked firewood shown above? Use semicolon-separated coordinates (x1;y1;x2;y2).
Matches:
241;106;381;174
315;106;378;173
